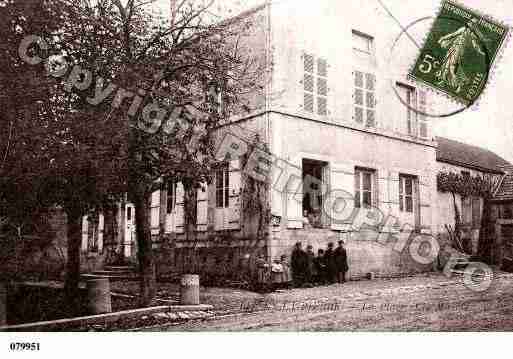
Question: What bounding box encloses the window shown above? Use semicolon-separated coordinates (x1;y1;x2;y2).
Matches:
397;83;428;138
127;206;132;221
399;175;416;213
215;163;230;208
353;70;376;127
461;171;470;178
355;168;374;208
303;53;328;116
462;196;481;227
166;179;176;214
352;30;373;55
397;83;417;136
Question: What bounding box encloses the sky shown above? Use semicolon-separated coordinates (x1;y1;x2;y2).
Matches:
152;0;513;163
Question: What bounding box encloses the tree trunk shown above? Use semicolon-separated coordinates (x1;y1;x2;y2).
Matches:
182;180;197;274
64;206;82;313
133;185;156;306
183;180;197;243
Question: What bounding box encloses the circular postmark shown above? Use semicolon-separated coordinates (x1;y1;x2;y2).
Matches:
389;15;492;118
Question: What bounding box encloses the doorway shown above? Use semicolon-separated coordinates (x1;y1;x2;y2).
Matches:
302;159;329;228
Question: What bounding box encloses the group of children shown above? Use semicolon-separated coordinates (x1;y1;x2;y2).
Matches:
254;240;349;292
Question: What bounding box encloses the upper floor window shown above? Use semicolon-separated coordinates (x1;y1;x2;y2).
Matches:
303;53;328;116
397;83;428;139
215;163;230;208
353;70;376;127
355;168;375;208
352;30;373;55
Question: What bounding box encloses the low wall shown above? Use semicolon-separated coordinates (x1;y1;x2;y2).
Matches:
270;228;436;279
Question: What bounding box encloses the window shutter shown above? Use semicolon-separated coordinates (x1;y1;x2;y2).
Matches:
286;166;303;229
81;216;89;252
150;190;160;236
98;214;104;253
330;164;355;230
317;58;328;116
175;182;185;233
418;90;428;139
377;168;389;206
228;159;241;230
197;183;208;232
389;171;400;207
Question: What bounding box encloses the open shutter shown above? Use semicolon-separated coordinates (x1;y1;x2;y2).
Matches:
97;214;104;253
150;190;160;236
81;216;88;252
286;164;303;229
197;183;208;232
175;182;185;233
330;163;355;230
418;90;428;139
228;159;241;230
377;168;389;207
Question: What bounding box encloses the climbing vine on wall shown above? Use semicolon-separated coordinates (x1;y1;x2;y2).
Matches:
240;134;271;240
437;171;497;199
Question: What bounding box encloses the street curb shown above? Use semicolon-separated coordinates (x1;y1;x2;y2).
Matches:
0;304;213;332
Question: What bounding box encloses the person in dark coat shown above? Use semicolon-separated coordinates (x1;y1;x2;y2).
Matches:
324;242;337;284
334;240;349;283
291;242;308;287
313;249;327;285
305;245;315;285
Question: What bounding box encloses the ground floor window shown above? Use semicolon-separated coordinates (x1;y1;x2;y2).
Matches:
355;168;375;208
215;163;230;208
302;159;328;228
399;174;416;213
166;179;176;214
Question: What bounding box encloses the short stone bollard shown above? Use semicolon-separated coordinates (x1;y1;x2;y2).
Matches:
180;274;200;305
86;278;112;315
0;282;6;326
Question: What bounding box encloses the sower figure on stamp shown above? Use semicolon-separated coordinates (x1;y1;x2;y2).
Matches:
291;242;308;287
334;240;348;284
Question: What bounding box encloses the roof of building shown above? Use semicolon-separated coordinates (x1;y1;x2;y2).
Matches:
436;136;510;174
495;165;513;201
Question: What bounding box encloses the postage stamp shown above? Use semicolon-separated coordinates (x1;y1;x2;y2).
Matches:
408;0;510;105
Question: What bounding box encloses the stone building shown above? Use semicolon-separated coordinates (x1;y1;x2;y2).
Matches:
30;1;513;279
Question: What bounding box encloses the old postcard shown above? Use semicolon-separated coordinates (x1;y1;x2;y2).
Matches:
1;0;513;357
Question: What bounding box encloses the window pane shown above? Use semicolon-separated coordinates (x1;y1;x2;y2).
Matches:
355;107;363;123
353;32;371;53
405;178;413;195
366;92;375;108
354;171;360;189
304;74;314;92
304;93;314;112
355;191;361;208
317;96;327;116
365;73;375;91
317;77;327;96
399;178;403;194
363;191;372;207
317;58;327;77
304;53;314;73
216;170;223;189
399;195;404;211
363;172;372;191
354;89;363;105
354;71;363;88
366;109;375;128
406;197;413;212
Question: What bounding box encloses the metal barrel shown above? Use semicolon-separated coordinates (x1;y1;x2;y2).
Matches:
180;274;200;305
86;278;112;314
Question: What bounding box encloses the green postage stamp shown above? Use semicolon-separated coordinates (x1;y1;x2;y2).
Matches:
409;0;510;105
